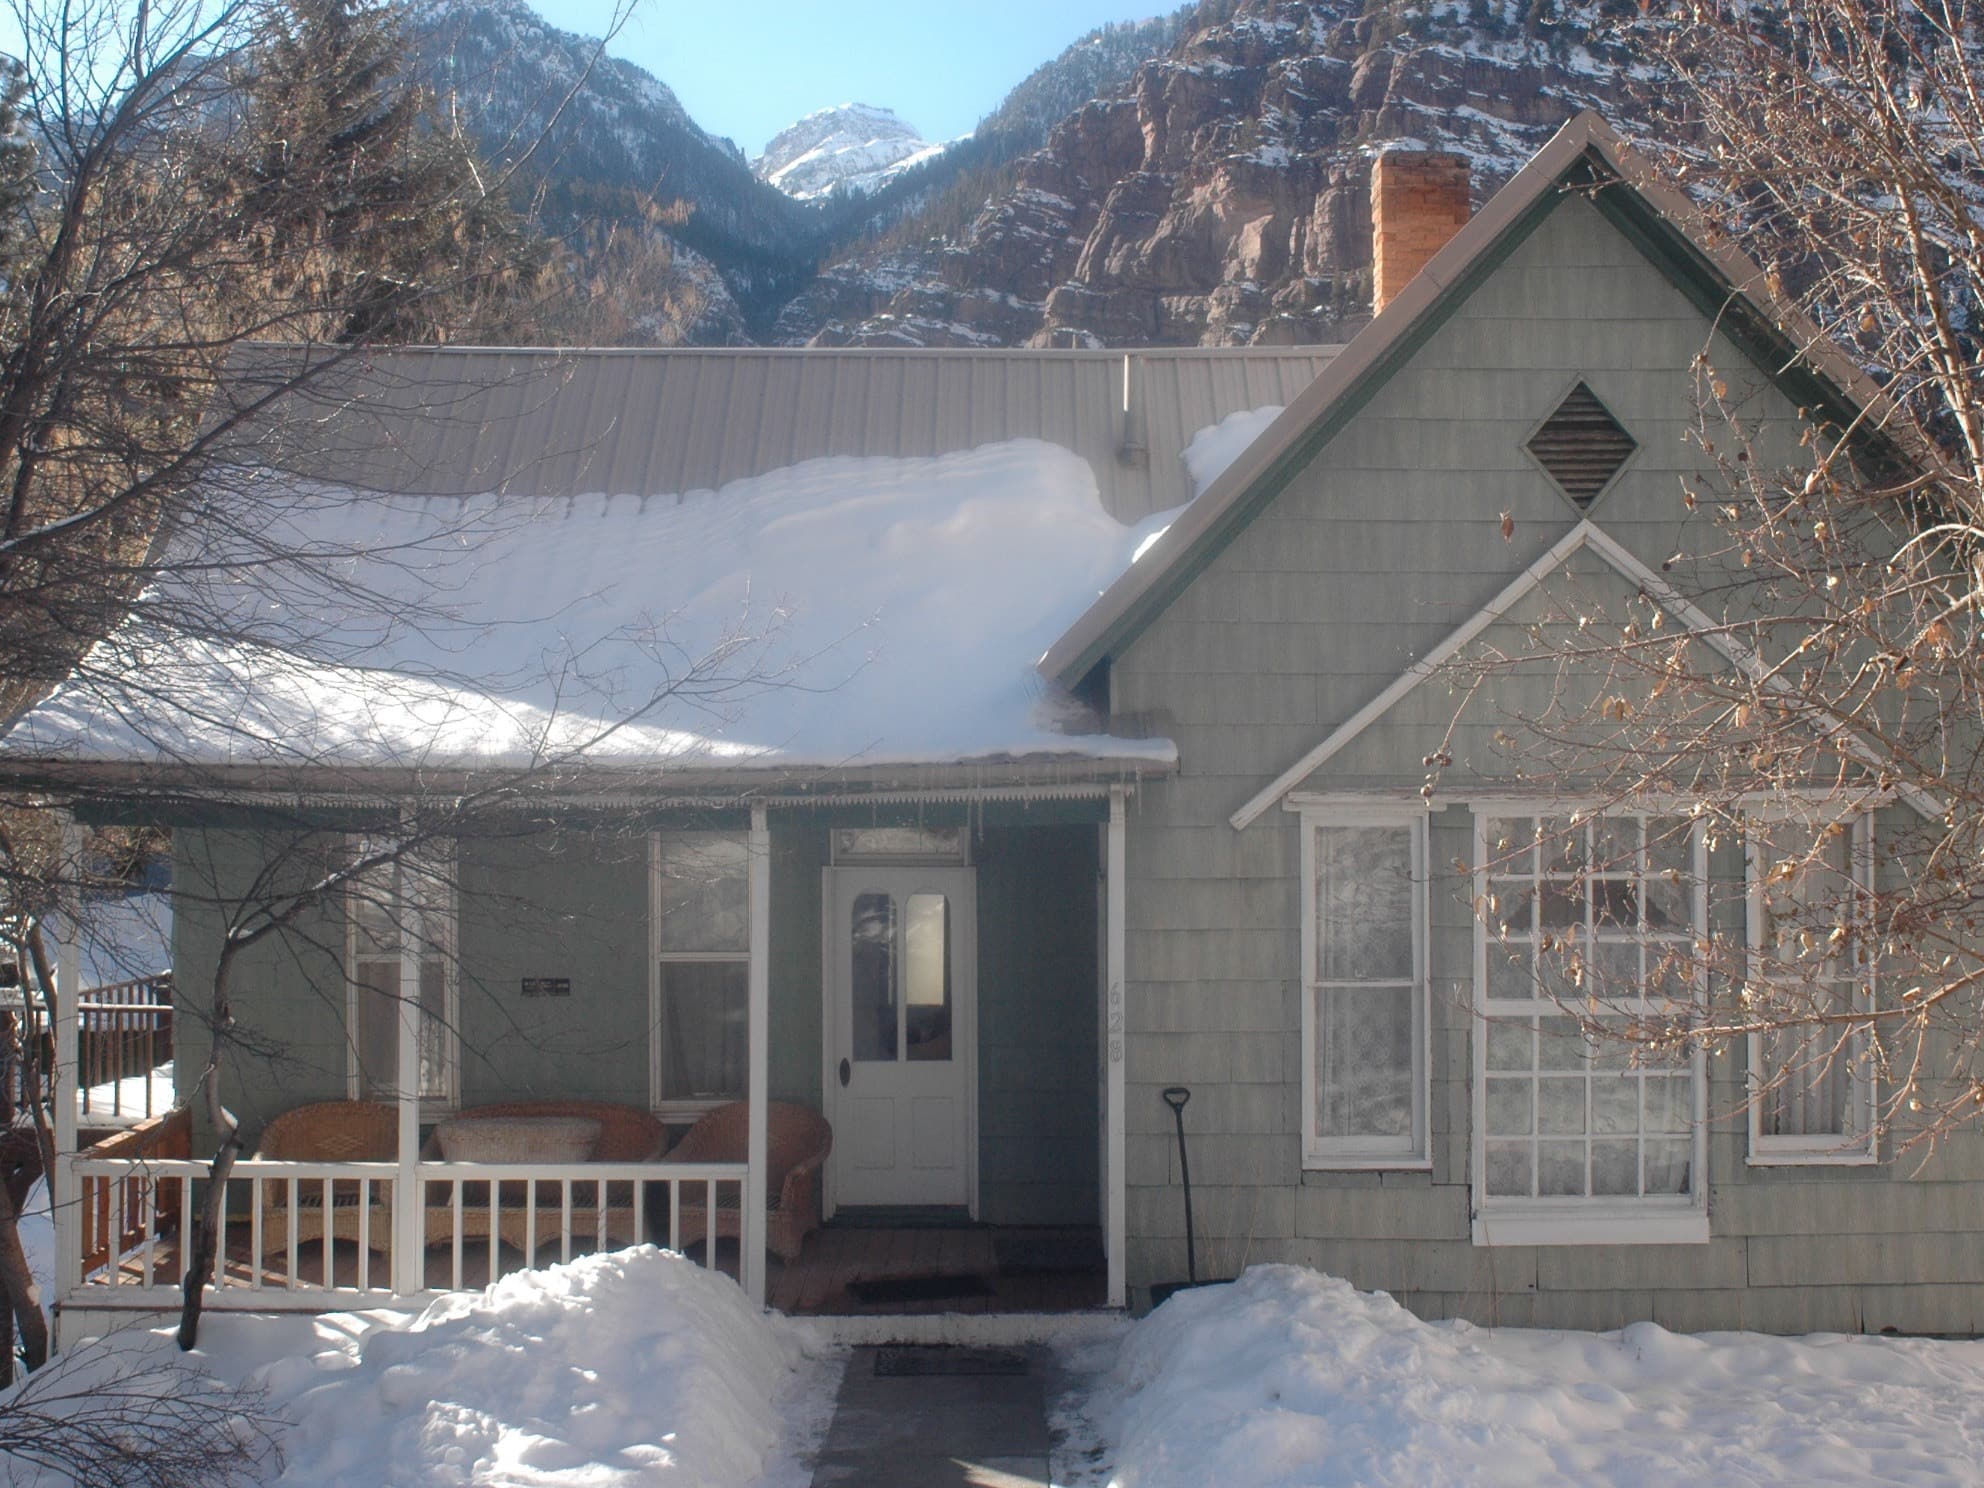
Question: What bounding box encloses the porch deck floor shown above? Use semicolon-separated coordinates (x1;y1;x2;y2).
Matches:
94;1220;1101;1316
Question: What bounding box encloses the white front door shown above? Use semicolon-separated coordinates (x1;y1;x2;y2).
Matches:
825;865;975;1212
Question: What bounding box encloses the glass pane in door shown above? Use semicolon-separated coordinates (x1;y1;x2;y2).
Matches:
904;892;951;1061
851;891;898;1061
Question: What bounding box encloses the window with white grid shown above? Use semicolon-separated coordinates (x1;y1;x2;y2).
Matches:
1300;805;1429;1168
1746;812;1877;1164
1474;811;1708;1245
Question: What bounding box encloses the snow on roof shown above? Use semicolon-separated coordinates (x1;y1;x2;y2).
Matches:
6;439;1182;777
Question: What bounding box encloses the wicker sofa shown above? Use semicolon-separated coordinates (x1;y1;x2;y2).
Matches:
420;1099;670;1255
254;1100;398;1262
664;1101;832;1262
255;1098;670;1261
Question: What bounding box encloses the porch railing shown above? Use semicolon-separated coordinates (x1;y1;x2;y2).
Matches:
66;1150;750;1309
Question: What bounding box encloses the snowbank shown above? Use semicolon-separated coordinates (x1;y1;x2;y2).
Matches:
1180;404;1284;496
11;1249;827;1488
1088;1266;1984;1488
8;440;1176;772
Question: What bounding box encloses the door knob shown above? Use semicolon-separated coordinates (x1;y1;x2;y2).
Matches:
839;1058;851;1087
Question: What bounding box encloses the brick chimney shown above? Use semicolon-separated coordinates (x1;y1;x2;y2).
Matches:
1370;149;1472;314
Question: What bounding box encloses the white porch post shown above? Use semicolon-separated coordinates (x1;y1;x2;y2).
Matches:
1105;785;1127;1309
744;805;770;1305
392;847;422;1296
51;812;84;1318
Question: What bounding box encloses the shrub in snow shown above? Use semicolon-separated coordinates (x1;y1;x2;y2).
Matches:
1091;1264;1984;1488
0;1334;282;1487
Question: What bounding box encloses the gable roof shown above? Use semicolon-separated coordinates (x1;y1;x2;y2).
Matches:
1040;111;1918;688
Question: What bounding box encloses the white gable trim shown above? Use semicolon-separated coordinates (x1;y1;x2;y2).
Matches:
1229;520;1939;830
1229;522;1599;830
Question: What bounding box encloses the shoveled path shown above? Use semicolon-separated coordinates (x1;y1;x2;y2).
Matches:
807;1345;1054;1487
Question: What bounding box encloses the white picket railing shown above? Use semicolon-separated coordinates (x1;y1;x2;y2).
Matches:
66;1156;750;1310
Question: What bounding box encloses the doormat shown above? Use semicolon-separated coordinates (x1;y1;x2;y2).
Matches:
846;1272;994;1304
873;1346;1029;1378
994;1232;1106;1276
830;1207;978;1231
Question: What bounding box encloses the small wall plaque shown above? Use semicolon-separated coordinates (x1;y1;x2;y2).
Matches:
521;977;572;998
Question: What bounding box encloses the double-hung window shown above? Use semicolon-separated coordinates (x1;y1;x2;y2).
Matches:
346;839;458;1113
1746;811;1877;1164
1299;803;1429;1168
1474;811;1707;1245
651;832;750;1117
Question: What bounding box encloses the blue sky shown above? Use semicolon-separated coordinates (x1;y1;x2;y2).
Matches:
535;0;1169;156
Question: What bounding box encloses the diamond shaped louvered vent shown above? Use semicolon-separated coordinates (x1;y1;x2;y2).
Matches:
1526;383;1636;507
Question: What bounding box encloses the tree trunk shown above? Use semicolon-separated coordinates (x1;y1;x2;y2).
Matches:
177;952;237;1352
174;1121;238;1351
0;1176;50;1371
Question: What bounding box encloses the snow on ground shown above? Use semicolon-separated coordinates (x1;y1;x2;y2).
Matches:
7;441;1177;772
13;1178;53;1348
77;1058;174;1122
1065;1266;1984;1488
1180;405;1285;497
10;1248;839;1488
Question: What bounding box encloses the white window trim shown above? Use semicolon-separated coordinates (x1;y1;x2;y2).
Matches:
649;831;753;1122
1469;804;1711;1246
344;839;460;1118
1296;800;1432;1170
1745;809;1879;1167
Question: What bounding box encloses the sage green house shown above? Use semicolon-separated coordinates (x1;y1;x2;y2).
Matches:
14;113;1977;1333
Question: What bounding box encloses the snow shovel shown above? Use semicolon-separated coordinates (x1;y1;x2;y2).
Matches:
1149;1085;1219;1307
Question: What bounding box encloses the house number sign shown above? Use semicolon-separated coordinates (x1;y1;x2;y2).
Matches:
521;977;572;998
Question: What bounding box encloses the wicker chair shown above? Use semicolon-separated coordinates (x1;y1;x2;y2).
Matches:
420;1100;670;1254
664;1101;832;1262
254;1100;398;1261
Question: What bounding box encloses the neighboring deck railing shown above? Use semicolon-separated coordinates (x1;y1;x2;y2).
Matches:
4;974;174;1122
66;1146;750;1310
76;975;173;1121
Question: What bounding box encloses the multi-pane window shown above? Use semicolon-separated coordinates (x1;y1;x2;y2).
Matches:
652;833;750;1114
346;840;457;1110
1747;814;1876;1163
1300;807;1428;1167
1475;812;1706;1241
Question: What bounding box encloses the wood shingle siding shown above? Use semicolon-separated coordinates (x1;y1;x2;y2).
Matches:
1112;189;1984;1330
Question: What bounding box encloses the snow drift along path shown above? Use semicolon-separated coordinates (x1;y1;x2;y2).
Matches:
10;1249;834;1487
1075;1266;1984;1488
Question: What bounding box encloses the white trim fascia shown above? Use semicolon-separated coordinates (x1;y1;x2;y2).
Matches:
1232;522;1600;830
1284;791;1433;815
1472;1208;1711;1247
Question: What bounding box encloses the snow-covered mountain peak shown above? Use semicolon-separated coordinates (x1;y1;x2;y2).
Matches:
754;103;945;201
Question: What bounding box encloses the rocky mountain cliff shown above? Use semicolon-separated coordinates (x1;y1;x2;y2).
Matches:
408;0;1653;348
778;0;1647;347
754;104;945;200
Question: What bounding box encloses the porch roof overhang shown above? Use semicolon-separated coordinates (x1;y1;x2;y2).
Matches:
10;749;1171;826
